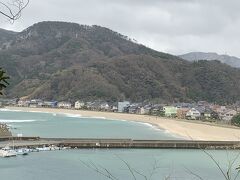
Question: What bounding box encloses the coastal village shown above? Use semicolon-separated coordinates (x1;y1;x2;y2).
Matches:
0;98;240;126
1;0;240;179
1;98;240;158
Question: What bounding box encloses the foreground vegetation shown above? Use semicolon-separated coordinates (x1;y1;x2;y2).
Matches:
232;114;240;126
0;68;9;95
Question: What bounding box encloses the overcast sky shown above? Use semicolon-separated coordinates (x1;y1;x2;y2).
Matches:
0;0;240;56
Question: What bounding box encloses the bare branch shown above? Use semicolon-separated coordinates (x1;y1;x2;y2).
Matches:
80;160;119;180
117;156;137;180
230;152;240;180
234;171;240;180
184;166;204;180
0;0;29;22
132;169;148;180
149;159;163;179
203;150;229;180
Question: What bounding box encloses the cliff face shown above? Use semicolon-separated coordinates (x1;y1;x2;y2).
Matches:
1;21;240;104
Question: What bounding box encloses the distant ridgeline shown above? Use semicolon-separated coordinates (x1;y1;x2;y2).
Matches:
1;21;240;104
180;52;240;68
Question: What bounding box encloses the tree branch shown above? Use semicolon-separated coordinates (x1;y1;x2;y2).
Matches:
0;0;29;22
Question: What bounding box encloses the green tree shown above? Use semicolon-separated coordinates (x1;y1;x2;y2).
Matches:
0;0;29;95
0;68;9;95
232;114;240;126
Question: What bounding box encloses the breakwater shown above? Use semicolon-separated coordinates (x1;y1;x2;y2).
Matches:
0;137;240;150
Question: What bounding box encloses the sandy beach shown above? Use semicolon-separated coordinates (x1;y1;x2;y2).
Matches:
6;107;240;141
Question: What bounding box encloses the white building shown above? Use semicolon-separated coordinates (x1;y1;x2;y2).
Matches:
136;107;146;115
216;106;227;113
118;101;130;112
17;100;30;107
74;101;85;109
28;99;43;108
186;108;201;120
219;109;237;122
100;102;110;110
58;102;72;109
111;106;118;112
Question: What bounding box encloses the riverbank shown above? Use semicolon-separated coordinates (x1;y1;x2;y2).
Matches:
6;107;240;141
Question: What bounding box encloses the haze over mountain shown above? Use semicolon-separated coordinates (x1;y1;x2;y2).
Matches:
1;21;240;104
180;52;240;68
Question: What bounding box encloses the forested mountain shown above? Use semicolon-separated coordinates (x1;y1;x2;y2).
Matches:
180;52;240;68
0;28;17;44
1;21;240;104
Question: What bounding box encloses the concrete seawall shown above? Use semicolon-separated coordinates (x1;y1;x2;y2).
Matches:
0;137;240;150
57;139;240;149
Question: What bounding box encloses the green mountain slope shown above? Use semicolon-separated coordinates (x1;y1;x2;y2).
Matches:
1;21;240;104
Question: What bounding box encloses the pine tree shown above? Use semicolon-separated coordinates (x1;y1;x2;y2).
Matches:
0;68;9;95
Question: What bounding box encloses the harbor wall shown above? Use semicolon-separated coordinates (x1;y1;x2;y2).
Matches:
0;137;240;150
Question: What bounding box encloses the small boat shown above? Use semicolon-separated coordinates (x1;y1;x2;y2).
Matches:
62;147;71;150
0;150;16;157
29;148;39;152
49;145;61;151
36;145;61;151
36;146;51;151
0;147;17;158
16;148;29;155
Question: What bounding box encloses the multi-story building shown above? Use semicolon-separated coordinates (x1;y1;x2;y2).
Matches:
163;106;178;117
58;102;72;109
74;101;85;109
118;101;130;113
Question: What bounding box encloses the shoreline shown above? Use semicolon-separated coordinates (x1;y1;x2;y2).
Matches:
5;107;240;141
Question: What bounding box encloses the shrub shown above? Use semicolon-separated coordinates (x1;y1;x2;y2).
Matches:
232;114;240;126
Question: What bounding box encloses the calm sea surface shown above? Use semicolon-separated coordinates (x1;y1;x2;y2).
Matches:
0;109;180;139
0;109;239;180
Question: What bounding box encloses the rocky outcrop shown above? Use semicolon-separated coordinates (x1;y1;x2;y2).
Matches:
0;124;12;137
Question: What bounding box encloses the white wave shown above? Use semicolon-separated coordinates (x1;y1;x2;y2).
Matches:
8;124;21;128
138;122;155;128
128;121;163;132
104;118;127;122
64;114;106;119
114;119;127;122
136;122;183;139
61;113;82;118
28;110;43;113
0;119;37;123
82;116;106;119
28;111;52;114
0;108;22;112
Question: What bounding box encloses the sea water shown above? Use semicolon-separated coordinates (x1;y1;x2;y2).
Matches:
0;109;181;139
0;109;239;180
0;149;239;180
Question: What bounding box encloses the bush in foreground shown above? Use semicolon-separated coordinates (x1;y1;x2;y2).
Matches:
232;114;240;126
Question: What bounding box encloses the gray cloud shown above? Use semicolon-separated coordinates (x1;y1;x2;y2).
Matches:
0;0;240;56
